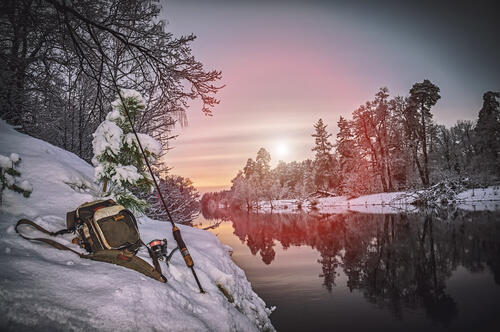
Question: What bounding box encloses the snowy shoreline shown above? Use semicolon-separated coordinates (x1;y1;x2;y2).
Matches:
0;120;275;331
254;187;500;215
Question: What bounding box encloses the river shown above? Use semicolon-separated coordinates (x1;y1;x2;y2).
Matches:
196;207;500;331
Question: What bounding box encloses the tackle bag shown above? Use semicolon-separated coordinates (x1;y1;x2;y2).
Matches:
66;199;141;253
16;199;166;283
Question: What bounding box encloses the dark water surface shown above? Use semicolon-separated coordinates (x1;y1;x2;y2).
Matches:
197;208;500;331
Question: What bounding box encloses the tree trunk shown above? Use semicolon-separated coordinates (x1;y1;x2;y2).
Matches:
386;163;394;191
103;178;108;193
421;104;429;186
413;144;427;186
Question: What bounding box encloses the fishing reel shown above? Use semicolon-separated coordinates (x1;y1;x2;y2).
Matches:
148;238;179;266
148;239;168;260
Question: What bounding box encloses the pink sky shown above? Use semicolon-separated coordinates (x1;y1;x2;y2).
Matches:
160;1;495;193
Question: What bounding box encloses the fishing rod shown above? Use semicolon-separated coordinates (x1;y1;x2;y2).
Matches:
113;89;205;294
56;4;205;292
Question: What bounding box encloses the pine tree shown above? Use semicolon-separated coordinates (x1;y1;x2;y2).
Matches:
243;158;256;179
474;91;500;177
312;119;337;191
92;89;162;213
406;79;441;187
255;148;271;183
0;153;32;204
336;116;357;194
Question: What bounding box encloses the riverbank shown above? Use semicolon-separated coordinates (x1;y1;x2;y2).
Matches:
0;120;275;331
257;186;500;214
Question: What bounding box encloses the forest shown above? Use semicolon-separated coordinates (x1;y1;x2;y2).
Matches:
0;0;219;223
202;84;500;210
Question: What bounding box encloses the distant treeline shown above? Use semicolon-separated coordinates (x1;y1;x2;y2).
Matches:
202;81;500;210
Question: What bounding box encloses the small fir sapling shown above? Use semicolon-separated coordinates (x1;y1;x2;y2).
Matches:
0;153;33;203
92;89;162;213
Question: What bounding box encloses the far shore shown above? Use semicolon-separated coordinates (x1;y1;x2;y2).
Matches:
231;186;500;215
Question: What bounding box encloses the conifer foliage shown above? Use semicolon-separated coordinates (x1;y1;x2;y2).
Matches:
0;153;32;203
474;91;500;176
312;119;337;191
92;90;161;213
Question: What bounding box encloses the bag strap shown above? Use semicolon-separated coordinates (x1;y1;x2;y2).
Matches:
15;219;84;257
15;219;167;283
87;250;167;283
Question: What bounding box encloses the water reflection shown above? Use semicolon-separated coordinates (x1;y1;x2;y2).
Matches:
202;207;500;328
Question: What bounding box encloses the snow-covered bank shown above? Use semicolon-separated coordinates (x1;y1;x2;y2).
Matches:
257;187;500;214
0;121;274;331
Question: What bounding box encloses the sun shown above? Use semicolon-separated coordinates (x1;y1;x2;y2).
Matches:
275;141;289;158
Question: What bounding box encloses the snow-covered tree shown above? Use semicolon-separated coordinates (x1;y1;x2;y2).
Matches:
336;116;358;194
0;153;32;204
143;174;200;225
243;158;256;179
312;119;338;191
231;172;258;211
262;178;285;210
92;90;162;213
255;148;271;184
350;88;400;192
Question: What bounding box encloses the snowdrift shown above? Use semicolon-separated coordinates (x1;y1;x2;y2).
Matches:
0;121;274;331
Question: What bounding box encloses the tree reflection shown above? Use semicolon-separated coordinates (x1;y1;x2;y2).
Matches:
203;207;500;325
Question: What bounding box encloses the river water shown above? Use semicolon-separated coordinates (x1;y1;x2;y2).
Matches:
196;208;500;331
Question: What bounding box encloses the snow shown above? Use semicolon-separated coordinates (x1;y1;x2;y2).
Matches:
258;187;500;215
120;88;145;105
111;164;141;184
0;154;12;169
0;120;274;331
91;120;123;159
111;89;146;109
9;153;19;163
105;108;124;122
125;132;162;156
457;187;500;201
4;173;15;186
17;180;33;192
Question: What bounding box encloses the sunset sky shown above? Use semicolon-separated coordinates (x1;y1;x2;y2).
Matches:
161;0;500;193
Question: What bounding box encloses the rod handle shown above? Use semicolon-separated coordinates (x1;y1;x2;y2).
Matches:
172;226;194;268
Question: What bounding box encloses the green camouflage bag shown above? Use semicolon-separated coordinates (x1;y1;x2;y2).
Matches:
16;199;166;283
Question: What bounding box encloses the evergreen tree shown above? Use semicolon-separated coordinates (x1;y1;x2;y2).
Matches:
336;116;357;194
243;158;256;179
312;119;337;191
255;148;271;183
406;79;441;187
92;89;161;213
0;153;32;204
474;91;500;177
